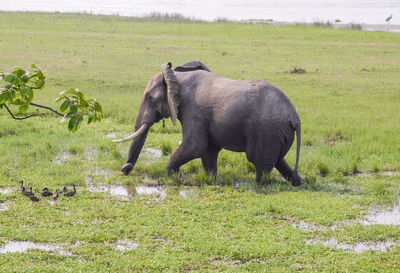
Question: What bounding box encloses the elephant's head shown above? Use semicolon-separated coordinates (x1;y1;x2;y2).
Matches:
112;62;181;175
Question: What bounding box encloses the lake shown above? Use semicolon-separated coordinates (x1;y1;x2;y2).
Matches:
0;0;399;25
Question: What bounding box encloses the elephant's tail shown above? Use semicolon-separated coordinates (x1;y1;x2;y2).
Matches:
294;121;301;173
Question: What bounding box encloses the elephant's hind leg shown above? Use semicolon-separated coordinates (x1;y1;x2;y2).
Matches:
275;158;302;186
201;145;221;176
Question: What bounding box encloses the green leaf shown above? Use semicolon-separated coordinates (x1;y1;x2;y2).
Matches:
94;101;102;113
21;86;33;101
13;69;26;77
87;112;94;124
54;96;64;103
60;88;78;96
68;116;82;132
4;74;16;83
69;102;78;113
0;93;10;104
18;103;29;115
60;99;70;112
34;79;45;89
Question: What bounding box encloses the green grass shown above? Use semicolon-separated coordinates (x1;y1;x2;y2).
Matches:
1;11;400;272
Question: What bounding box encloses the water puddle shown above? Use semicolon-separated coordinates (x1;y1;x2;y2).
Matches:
0;188;13;195
53;151;70;165
85;147;98;161
87;184;167;200
362;200;400;226
106;132;117;138
139;147;162;164
0;202;9;211
179;189;196;199
307;238;396;253
111;239;139;251
353;170;400;178
0;240;72;256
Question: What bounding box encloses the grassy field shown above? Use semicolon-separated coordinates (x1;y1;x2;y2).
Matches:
1;11;400;272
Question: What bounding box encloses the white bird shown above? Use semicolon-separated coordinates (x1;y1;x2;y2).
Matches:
385;14;392;23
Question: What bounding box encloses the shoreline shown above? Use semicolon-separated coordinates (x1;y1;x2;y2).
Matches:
1;10;399;33
244;19;400;33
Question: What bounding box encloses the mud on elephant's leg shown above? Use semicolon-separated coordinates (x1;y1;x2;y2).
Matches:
201;145;221;176
275;158;302;186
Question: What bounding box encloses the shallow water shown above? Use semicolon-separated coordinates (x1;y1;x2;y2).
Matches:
307;238;396;253
0;188;13;195
0;202;9;211
111;239;139;251
0;241;72;256
362;200;400;226
87;184;167;200
53;151;70;165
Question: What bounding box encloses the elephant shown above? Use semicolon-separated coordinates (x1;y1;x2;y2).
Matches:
113;61;302;186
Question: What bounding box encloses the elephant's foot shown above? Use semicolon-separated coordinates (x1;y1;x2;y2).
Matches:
290;172;302;187
121;163;134;175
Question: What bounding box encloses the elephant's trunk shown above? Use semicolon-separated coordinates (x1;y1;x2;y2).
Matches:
119;104;152;175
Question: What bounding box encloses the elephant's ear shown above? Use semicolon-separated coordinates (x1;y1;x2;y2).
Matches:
174;61;212;72
161;62;181;126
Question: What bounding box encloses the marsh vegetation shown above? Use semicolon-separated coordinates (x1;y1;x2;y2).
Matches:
0;12;399;272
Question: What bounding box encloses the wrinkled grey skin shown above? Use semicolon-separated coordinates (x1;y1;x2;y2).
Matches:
119;61;302;186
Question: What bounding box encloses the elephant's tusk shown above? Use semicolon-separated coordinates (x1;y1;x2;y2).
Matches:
112;123;149;143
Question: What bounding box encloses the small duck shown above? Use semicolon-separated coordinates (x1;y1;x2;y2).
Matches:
64;184;76;197
40;188;53;197
52;190;60;200
28;192;39;202
18;181;31;196
61;186;68;193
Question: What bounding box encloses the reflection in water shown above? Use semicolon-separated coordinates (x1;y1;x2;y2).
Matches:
0;241;72;256
87;184;166;200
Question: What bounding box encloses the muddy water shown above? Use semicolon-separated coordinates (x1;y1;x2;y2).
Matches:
307;238;396;253
0;241;72;256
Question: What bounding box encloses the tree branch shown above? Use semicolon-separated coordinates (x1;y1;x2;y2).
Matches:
3;104;44;120
30;102;63;116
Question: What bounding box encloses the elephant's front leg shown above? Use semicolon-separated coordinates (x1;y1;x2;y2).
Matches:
167;135;208;175
201;145;221;176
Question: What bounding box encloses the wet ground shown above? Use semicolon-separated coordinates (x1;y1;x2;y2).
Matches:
0;241;72;256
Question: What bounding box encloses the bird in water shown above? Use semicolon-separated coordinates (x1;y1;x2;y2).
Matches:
28;192;39;202
386;14;392;23
52;190;60;200
40;188;53;197
64;185;76;197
